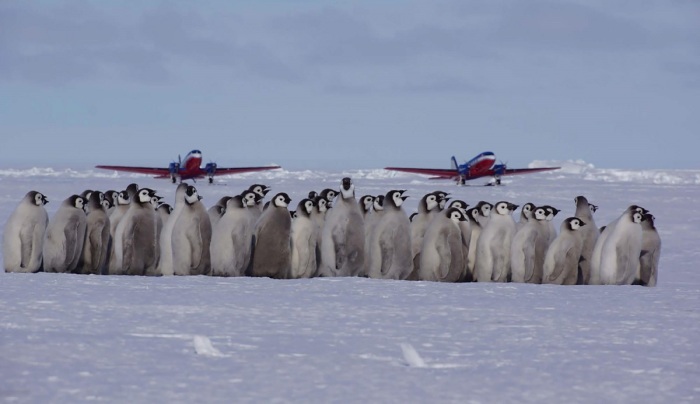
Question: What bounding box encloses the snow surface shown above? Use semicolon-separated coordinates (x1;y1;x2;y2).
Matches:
1;161;699;403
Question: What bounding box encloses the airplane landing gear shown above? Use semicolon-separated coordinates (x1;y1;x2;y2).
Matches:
208;177;214;184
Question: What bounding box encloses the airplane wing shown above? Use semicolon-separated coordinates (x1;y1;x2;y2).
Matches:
383;167;458;179
210;165;282;176
94;165;171;176
502;167;560;176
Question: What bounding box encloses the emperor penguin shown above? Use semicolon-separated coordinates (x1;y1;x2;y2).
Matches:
637;213;660;287
542;205;560;245
510;206;549;284
310;195;329;276
210;193;256;277
419;207;468;282
80;190;93;212
106;183;138;273
447;200;472;281
319;177;365;277
156;183;189;276
114;188;159;276
144;194;165;276
3;191;49;273
43;195;87;273
464;207;482;282
156;203;173;228
359;195;375;219
589;205;647;285
433;191;450;211
101;196;112;212
362;195;383;277
474;201;518;282
598;209;645;285
573;196;599;284
208;196;231;228
542;217;587;285
289;198;318;279
172;185;212;276
250;192;293;279
79;191;111;275
368;190;412;280
319;188;339;210
248;184;270;210
104;190;119;216
408;192;441;279
516;202;536;232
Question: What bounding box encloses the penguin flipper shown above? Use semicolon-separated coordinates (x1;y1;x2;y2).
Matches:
62;218;80;271
379;234;394;278
547;244;572;283
20;228;33;269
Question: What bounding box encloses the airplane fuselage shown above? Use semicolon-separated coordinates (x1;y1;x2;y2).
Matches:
460;151;497;177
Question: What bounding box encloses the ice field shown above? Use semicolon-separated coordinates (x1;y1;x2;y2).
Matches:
1;161;698;403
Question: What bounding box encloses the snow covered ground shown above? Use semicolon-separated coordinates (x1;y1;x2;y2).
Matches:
1;161;698;403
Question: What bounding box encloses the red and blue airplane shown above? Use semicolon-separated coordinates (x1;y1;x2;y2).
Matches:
96;149;281;183
385;151;560;185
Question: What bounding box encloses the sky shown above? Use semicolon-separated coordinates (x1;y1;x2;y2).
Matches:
1;0;699;170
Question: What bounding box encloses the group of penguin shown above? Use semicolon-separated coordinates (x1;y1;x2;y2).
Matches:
2;177;661;286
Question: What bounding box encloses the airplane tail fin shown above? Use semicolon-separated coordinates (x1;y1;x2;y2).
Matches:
451;156;459;171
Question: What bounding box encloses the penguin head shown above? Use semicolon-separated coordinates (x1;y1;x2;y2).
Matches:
627;204;648;216
68;195;86;212
320;188;338;203
216;196;233;208
157;203;173;214
272;192;292;208
240;190;258;208
28;191;48;206
373;194;385;212
387;190;408;208
446;207;466;224
643;213;656;229
117;190;130;205
296;198;314;217
542;205;559;221
290;210;297;219
184;185;201;205
314;196;328;213
149;194;163;208
422;193;439;212
225;195;245;211
589;203;599;214
630;210;645;224
565;217;586;231
104;190;117;205
81;190;93;201
88;191;104;210
136;188;157;205
574;195;589;208
448;199;469;213
125;183;140;199
308;190;318;200
494;201;516;215
360;195;375;213
521;202;535;219
340;177;355;199
533;207;548;221
248;184;270;198
467;207;481;224
101;198;112;211
477;201;493;217
433;191;450;210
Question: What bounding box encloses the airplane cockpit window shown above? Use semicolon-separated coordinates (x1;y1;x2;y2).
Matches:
191;149;202;154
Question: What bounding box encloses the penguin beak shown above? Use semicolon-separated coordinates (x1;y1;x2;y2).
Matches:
401;196;409;201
